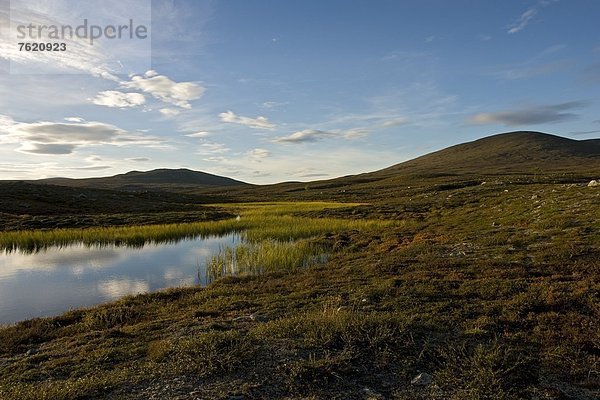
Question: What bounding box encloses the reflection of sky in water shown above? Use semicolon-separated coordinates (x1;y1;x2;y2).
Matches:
0;234;239;325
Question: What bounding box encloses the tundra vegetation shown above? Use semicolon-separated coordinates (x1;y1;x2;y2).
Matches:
0;180;598;399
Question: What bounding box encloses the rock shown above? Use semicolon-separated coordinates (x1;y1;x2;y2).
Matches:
588;180;599;187
411;372;432;386
249;313;268;322
362;387;384;399
25;348;38;357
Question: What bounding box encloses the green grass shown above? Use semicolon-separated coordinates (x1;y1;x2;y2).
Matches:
206;239;328;282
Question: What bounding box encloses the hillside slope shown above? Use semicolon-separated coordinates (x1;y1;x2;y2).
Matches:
374;131;600;177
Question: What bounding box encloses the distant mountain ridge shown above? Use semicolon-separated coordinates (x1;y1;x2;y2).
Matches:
23;132;600;195
38;168;249;191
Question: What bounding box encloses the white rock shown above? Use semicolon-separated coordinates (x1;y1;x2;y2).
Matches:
588;180;599;187
411;372;432;386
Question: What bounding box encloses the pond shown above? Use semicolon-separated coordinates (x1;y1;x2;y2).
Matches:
0;233;240;325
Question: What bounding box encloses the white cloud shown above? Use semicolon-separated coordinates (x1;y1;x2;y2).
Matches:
380;118;410;128
121;72;204;109
18;143;77;155
273;129;337;144
185;131;211;138
247;148;271;159
159;108;181;117
219;110;275;130
64;117;85;123
91;91;146;108
197;141;230;155
261;101;289;110
274;127;372;144
342;128;369;139
0;115;163;155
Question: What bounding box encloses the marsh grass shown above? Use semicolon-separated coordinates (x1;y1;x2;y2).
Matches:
0;202;397;253
0;219;245;254
206;239;328;282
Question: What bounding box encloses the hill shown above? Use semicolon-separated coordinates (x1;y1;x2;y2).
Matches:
39;168;250;191
217;131;600;202
373;131;600;177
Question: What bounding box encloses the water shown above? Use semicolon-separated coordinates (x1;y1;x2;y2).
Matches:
0;234;240;325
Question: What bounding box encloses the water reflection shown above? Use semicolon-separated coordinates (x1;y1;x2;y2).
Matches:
0;234;240;325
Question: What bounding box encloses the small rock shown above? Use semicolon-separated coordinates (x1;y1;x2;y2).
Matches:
531;194;539;200
411;372;432;386
588;180;599;187
249;313;268;322
25;348;38;357
363;387;384;400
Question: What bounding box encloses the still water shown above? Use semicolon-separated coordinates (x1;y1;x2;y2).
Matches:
0;234;239;325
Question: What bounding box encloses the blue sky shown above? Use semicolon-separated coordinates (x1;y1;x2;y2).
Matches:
0;0;599;182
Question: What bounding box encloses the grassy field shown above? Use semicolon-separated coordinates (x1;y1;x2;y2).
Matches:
0;186;599;399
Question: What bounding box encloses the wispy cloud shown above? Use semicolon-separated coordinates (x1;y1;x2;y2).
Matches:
219;110;275;130
380;118;410;128
569;129;600;136
507;0;558;34
487;45;568;80
469;101;587;126
260;101;289;110
247;148;271;159
580;63;600;84
197;141;230;155
1;0;151;80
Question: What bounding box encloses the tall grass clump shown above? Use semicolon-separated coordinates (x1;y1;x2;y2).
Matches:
206;239;328;282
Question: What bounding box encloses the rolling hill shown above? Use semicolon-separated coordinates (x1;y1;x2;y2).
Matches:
38;168;250;191
372;131;600;177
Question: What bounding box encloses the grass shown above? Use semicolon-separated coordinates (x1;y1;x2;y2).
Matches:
0;201;397;253
0;185;598;399
206;239;329;282
0;219;244;253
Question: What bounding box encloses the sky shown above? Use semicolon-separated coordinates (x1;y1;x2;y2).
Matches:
0;0;599;183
